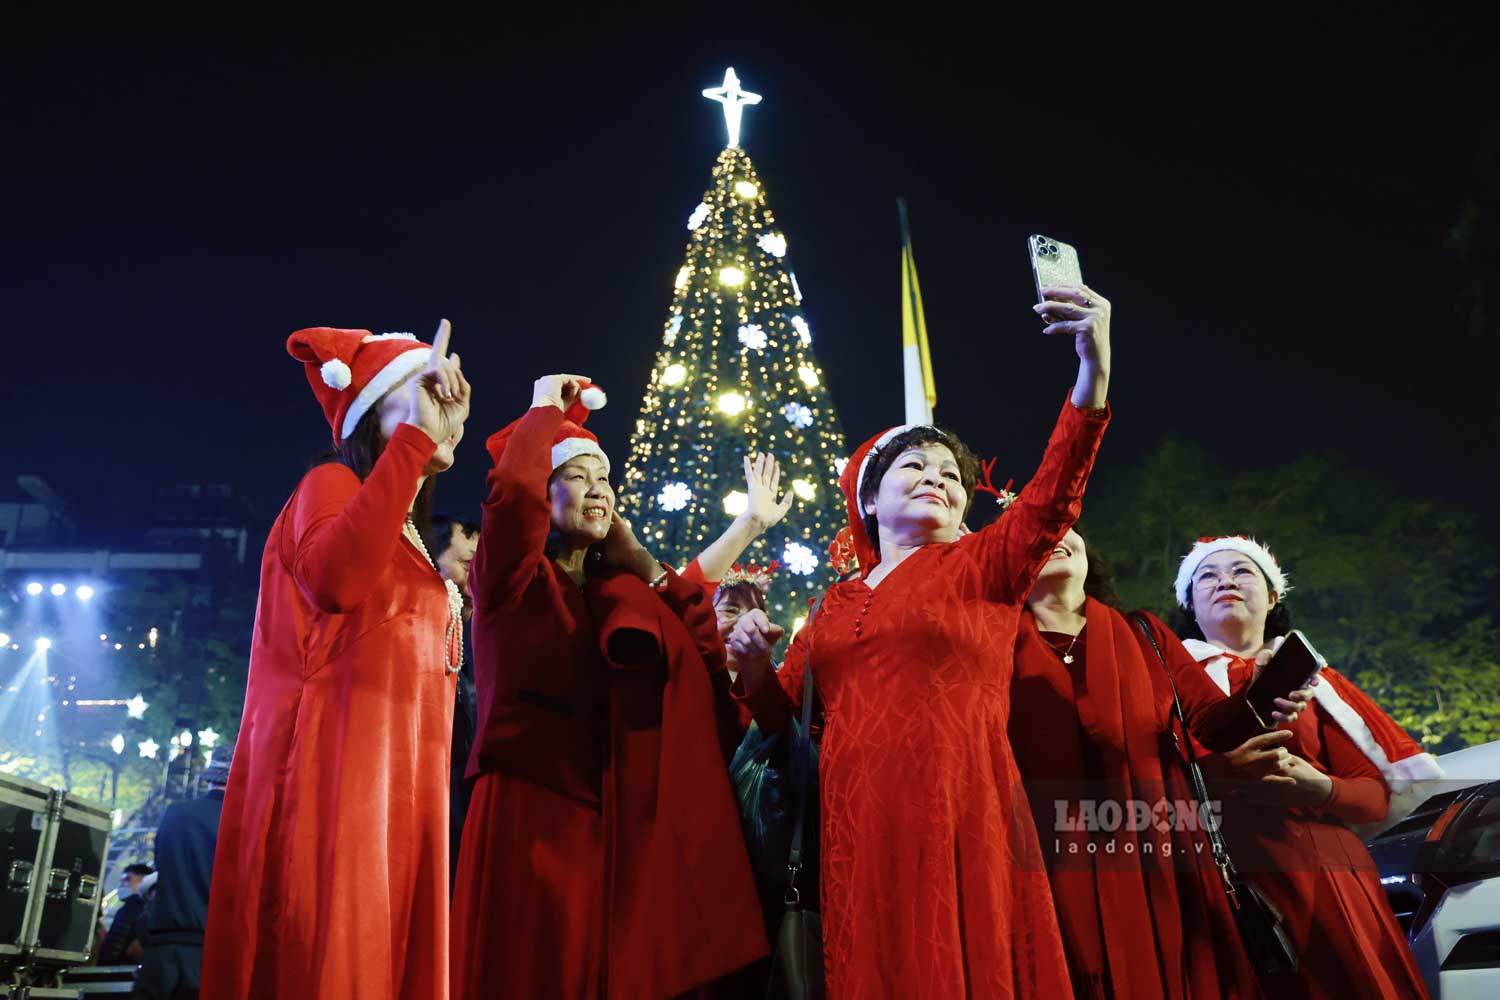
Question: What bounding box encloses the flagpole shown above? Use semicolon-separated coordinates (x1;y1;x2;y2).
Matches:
899;198;936;425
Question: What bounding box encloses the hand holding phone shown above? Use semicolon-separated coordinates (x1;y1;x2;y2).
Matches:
1245;631;1324;727
1028;234;1084;300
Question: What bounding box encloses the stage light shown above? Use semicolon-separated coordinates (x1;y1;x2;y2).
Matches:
26;582;43;596
114;643;122;651
35;637;52;651
50;583;67;597
110;734;125;755
75;585;95;601
148;627;160;648
99;634;108;641
0;633;9;647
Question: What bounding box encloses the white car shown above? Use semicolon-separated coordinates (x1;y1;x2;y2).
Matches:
1402;741;1500;998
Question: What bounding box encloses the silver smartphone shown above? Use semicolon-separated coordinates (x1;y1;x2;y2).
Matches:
1028;234;1084;301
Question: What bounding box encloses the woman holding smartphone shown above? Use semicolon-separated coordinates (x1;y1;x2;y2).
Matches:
729;283;1110;998
1175;535;1440;1000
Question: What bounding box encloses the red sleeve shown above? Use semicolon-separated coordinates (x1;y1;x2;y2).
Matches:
732;619;807;736
284;423;436;614
959;397;1109;603
679;557;720;598
472;406;565;611
655;566;727;677
655;566;745;755
1317;706;1391;824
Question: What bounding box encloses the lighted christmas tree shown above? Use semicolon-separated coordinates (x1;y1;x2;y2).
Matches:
621;69;848;623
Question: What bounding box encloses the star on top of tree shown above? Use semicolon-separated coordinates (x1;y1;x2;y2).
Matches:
702;67;762;149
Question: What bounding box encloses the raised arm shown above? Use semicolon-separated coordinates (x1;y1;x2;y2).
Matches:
690;452;795;585
287;427;437;613
472;403;565;610
962;397;1109;602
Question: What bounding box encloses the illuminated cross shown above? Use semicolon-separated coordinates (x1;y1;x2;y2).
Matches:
702;67;762;149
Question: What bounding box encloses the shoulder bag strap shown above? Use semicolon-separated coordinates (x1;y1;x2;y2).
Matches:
1127;611;1243;903
786;590;830;895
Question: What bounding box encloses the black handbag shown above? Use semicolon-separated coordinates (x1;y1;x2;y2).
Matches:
1128;612;1299;977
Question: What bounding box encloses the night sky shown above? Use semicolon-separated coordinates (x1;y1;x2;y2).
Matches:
5;8;1495;540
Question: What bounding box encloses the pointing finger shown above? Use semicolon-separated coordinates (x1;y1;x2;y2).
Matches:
428;318;452;368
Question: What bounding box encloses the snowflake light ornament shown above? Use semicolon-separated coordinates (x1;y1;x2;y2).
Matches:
834;457;849;476
738;324;767;350
657;482;692;512
783;402;813;429
664;315;683;345
757;232;787;258
791;315;811;346
790;273;803;303
783;541;818;576
687;202;710;231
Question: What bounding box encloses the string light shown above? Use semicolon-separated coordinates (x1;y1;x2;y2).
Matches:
717;392;747;416
718;266;746;287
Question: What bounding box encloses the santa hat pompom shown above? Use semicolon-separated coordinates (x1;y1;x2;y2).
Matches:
321;358;353;390
580;385;607;410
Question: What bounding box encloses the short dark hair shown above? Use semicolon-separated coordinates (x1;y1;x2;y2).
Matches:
713;581;767;613
124;863;154;877
857;426;980;552
427;515;478;561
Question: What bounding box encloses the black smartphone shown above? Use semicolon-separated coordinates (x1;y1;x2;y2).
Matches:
1245;630;1323;725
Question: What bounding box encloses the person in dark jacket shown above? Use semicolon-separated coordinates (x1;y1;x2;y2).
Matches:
131;744;231;999
100;863;154;964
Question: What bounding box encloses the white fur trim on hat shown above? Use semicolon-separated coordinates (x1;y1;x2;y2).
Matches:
321;359;353;390
552;437;610;475
580;386;607;410
339;347;432;442
1174;536;1290;608
854;424;914;507
363;332;418;343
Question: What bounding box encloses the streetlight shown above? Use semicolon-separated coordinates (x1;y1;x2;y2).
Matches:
75;585;95;601
26;582;43;596
35;637;52;652
49;583;67;597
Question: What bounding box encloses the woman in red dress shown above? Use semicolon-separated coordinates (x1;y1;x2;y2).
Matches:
1011;526;1266;999
203;322;470;1000
730;283;1112;998
1173;535;1440;1000
451;374;765;999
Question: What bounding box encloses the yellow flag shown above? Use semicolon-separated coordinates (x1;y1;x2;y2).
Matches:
899;199;936;425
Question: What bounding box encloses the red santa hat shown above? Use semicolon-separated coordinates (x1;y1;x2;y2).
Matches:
1174;534;1291;609
838;423;916;574
485;381;610;474
287;327;433;445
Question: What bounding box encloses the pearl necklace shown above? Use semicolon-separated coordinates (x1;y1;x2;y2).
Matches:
404;516;464;675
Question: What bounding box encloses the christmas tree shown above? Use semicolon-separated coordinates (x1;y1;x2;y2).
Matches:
620;69;848;625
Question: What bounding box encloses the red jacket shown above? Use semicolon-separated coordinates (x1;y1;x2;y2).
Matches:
453;405;765;999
